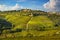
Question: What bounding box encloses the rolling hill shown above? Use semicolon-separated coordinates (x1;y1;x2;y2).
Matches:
0;9;60;40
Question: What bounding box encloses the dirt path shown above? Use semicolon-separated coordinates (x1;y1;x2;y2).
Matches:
26;16;33;31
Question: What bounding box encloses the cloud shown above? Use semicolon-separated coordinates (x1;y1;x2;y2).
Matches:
43;0;60;12
11;4;23;10
0;3;23;11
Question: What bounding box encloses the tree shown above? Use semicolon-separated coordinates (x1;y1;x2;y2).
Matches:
0;19;13;34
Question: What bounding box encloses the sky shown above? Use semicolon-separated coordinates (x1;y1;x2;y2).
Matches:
0;0;60;12
44;0;60;12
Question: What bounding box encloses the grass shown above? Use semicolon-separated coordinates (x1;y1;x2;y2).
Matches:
0;35;60;40
0;11;60;40
5;14;31;30
28;16;55;30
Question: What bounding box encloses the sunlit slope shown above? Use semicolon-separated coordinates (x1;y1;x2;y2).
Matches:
5;15;55;30
5;15;31;29
28;16;55;30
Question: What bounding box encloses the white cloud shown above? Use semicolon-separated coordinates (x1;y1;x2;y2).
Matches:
0;3;23;11
43;0;60;12
11;4;23;10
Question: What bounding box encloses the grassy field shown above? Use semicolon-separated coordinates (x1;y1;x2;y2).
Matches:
28;16;54;29
0;35;60;40
0;10;60;40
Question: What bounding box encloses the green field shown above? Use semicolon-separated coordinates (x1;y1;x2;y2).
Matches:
0;10;60;40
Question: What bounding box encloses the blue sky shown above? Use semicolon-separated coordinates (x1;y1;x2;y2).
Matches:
0;0;49;11
0;0;60;12
0;0;48;5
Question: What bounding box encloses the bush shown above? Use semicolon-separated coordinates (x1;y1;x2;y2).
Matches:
26;33;33;37
36;27;45;31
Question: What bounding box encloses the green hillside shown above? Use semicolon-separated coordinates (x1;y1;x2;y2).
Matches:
0;10;60;40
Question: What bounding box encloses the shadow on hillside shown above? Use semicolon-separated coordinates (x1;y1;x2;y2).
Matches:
0;19;13;34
